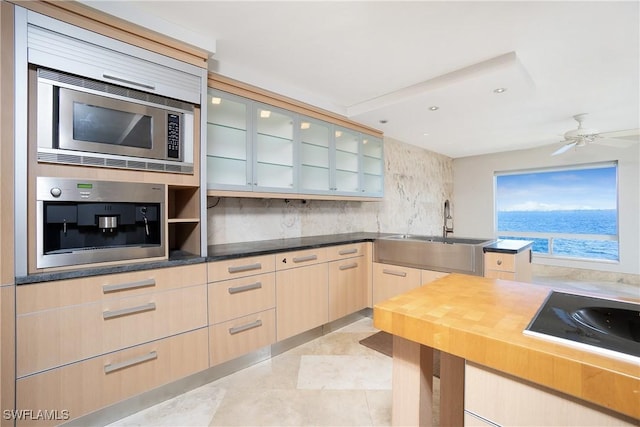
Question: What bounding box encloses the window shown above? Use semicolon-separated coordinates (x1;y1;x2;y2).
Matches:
495;162;618;261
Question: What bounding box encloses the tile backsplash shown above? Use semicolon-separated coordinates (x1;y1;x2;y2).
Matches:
207;137;453;245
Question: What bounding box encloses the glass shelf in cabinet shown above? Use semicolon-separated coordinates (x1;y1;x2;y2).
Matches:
300;163;329;171
207;157;248;187
301;140;330;149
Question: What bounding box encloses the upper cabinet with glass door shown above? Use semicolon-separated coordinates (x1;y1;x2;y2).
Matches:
333;126;361;195
206;88;384;198
299;117;331;194
254;104;295;193
206;90;252;190
360;135;384;196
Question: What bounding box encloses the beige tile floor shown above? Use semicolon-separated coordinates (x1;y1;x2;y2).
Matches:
108;317;400;427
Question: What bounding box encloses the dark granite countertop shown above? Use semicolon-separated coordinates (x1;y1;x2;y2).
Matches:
16;233;390;284
483;239;534;254
16;251;205;285
207;232;389;261
21;232;522;284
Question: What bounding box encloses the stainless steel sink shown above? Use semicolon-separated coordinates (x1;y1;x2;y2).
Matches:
525;291;640;361
383;234;492;245
374;234;495;276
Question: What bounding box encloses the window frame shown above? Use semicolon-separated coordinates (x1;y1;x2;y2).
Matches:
493;161;619;263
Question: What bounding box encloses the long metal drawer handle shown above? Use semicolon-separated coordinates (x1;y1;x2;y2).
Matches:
103;302;156;320
229;319;263;335
102;72;156;90
104;351;158;374
228;282;262;294
228;263;262;274
293;255;318;263
339;248;358;255
383;269;407;278
339;262;358;271
103;279;156;294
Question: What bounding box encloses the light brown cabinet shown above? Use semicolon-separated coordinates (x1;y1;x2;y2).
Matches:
15;264;208;424
16;328;208;427
372;262;448;306
464;362;636;426
207;254;277;366
484;249;532;282
276;248;329;341
328;243;368;322
372;263;421;305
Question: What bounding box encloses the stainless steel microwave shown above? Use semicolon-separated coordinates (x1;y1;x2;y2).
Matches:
34;67;195;174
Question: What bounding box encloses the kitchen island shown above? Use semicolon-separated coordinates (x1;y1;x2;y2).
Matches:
373;273;639;426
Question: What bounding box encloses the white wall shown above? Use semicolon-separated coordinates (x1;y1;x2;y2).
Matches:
207;137;452;244
453;142;639;276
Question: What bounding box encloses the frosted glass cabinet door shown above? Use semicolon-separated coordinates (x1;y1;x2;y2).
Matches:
334;126;361;194
207;90;251;189
254;104;295;192
299;117;331;193
361;135;384;196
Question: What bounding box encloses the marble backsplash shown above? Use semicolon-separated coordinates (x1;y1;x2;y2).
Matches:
207;137;453;245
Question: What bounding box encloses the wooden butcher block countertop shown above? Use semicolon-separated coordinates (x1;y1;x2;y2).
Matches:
373;273;640;420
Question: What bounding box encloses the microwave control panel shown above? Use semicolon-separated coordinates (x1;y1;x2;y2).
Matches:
167;113;181;159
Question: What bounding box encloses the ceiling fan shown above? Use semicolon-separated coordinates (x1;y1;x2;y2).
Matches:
551;113;638;156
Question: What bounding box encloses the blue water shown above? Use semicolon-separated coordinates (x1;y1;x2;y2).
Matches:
497;210;618;261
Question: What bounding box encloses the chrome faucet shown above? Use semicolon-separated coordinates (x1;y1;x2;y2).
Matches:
443;199;454;239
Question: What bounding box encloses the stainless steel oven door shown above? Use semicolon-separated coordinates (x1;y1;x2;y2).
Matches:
57;86;182;161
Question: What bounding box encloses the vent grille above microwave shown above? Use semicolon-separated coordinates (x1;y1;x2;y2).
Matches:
37;68;193;111
37;151;193;174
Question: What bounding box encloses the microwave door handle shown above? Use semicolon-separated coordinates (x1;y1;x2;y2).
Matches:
102;73;156;91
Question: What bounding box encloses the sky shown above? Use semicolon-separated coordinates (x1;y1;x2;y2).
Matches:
496;166;617;212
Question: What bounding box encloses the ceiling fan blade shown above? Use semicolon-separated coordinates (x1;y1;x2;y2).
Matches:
552;141;577;156
599;128;640;139
595;137;638;147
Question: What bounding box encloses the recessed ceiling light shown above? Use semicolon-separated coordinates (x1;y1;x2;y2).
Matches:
493;88;507;94
379;119;388;124
429;106;439;111
423;133;430;136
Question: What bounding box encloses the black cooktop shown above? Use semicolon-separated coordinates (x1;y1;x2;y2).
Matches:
525;291;640;359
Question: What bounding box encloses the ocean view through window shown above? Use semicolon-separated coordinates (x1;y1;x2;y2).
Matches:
495;162;619;261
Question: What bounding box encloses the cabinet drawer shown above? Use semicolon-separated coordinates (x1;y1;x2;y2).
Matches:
276;263;329;340
208;254;276;281
17;263;207;314
209;309;276;366
484;252;515;272
484;270;517;280
17;284;207;377
16;328;208;427
372;262;422;305
421;269;449;285
275;247;328;270
326;243;366;261
208;273;276;324
328;257;367;321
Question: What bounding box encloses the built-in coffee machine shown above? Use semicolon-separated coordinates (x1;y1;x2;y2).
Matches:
36;177;165;269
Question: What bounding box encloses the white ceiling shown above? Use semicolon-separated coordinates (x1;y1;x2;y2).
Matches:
82;1;640;159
